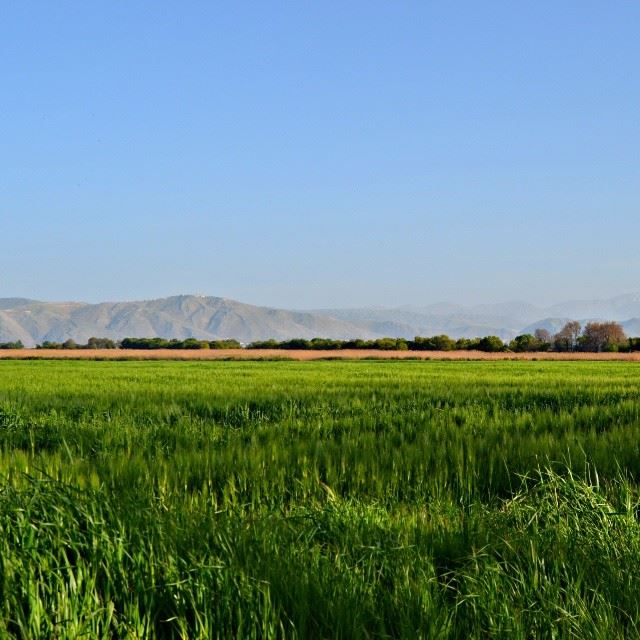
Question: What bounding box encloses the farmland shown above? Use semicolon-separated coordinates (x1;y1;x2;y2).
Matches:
1;360;640;638
3;348;640;361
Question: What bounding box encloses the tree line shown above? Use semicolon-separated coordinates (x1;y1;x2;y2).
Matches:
247;322;638;353
22;321;640;352
0;341;24;349
245;336;510;351
35;337;241;350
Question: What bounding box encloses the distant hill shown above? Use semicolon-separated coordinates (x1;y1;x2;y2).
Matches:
520;318;574;336
0;296;376;347
622;318;640;336
2;292;640;346
546;294;640;321
313;293;640;341
312;308;516;340
0;298;39;310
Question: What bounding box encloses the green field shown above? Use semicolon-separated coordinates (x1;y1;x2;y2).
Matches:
1;360;640;638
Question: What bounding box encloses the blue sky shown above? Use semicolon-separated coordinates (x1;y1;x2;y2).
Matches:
1;2;638;308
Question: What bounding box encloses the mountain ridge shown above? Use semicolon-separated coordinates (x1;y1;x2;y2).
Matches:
0;295;377;346
1;293;640;346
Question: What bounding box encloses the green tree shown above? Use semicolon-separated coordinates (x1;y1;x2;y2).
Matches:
455;338;481;350
87;337;116;349
509;334;543;352
0;340;23;349
410;335;455;351
477;336;506;352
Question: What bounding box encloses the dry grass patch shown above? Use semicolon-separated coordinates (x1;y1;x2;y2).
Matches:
2;348;640;361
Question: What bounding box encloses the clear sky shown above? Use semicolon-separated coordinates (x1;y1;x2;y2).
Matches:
1;2;638;308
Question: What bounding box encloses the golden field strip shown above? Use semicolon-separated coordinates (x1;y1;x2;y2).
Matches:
2;348;640;360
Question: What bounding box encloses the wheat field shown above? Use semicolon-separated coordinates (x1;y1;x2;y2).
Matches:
0;359;640;637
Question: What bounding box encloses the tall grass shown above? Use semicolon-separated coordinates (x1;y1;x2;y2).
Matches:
0;360;639;637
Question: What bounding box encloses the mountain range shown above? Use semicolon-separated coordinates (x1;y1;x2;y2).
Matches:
1;293;640;347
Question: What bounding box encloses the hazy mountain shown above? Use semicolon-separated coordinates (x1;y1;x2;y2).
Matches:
2;292;640;347
399;302;466;316
397;301;541;327
0;298;39;310
402;295;640;327
622;318;640;336
313;293;640;341
520;318;574;336
312;308;523;340
546;294;640;321
468;301;541;325
0;296;377;347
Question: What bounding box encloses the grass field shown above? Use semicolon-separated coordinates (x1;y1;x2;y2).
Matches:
1;360;640;638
